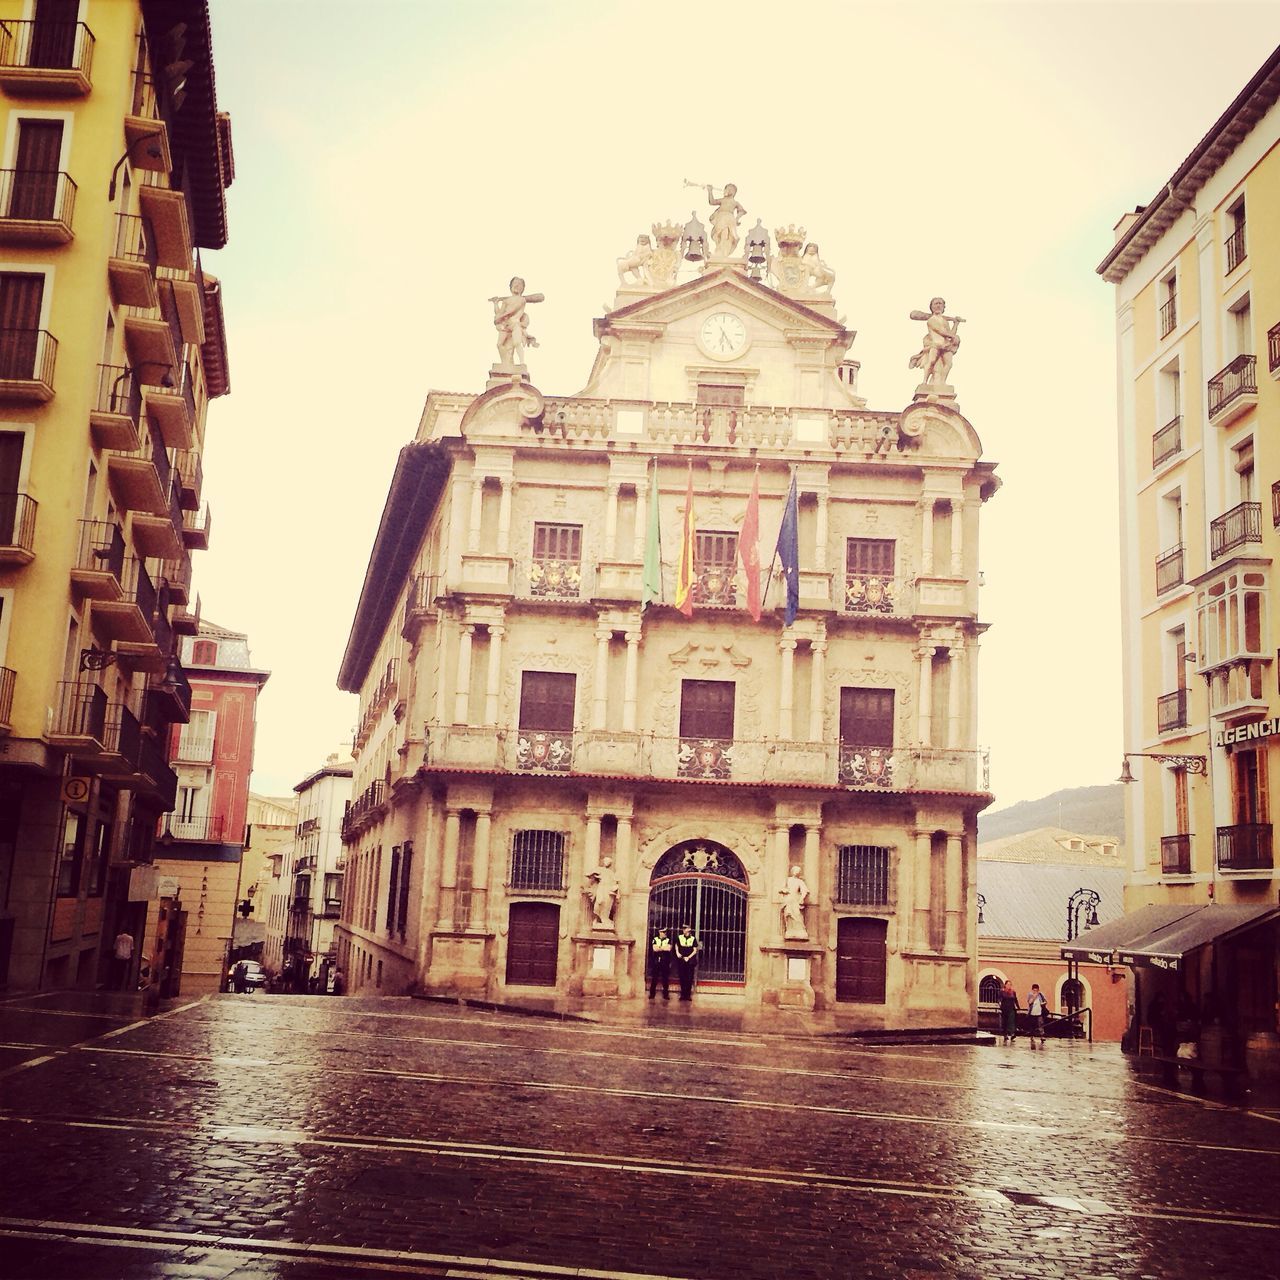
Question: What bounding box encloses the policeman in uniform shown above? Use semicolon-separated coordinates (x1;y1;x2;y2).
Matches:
674;924;701;1002
649;927;672;1000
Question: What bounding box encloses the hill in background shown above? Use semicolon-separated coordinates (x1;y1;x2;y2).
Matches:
979;784;1125;844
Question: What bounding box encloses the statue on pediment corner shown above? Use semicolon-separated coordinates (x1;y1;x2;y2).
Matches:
616;234;653;285
908;297;965;396
802;243;836;296
490;277;544;367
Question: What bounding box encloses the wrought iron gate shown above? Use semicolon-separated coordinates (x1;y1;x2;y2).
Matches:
646;841;748;985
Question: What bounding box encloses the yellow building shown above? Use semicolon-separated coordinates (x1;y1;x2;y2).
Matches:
1100;45;1280;1073
0;1;231;991
337;207;999;1026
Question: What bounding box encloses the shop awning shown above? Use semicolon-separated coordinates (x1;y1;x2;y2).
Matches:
1059;904;1200;964
1115;904;1280;972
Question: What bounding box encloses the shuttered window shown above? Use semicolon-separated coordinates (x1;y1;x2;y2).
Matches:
519;671;576;732
846;538;895;576
680;679;735;740
533;523;581;562
839;687;894;746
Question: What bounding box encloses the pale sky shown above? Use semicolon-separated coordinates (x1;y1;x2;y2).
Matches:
197;0;1280;805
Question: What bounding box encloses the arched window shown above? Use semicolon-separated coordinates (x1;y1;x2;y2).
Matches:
978;973;1004;1005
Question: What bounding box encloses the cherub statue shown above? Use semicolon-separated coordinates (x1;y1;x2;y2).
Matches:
489;277;544;366
616;234;653;285
778;865;810;940
908;297;965;389
583;856;620;929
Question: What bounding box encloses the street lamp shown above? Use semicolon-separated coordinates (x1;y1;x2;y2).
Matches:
976;892;986;925
1117;751;1206;782
1067;887;1101;942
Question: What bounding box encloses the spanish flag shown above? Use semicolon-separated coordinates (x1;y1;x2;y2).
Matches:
675;463;695;617
739;467;762;622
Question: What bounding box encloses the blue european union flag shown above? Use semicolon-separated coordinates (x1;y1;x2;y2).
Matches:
775;472;799;625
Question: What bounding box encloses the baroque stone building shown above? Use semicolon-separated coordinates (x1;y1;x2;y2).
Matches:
337;199;998;1025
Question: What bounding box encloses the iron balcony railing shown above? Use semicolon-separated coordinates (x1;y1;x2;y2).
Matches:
1210;501;1261;559
0;168;76;228
677;736;733;779
146;664;191;725
75;518;125;580
529;555;583;600
122;556;157;620
174;449;202;509
0;491;37;554
1216;823;1272;871
108;701;142;767
183;502;211;542
1154;543;1184;594
1158;294;1177;338
173;732;214;764
1157;689;1188;733
1268;321;1280;375
150;596;173;659
0;665;13;727
516;730;574;772
844;573;905;615
50;680;107;741
161;546;192;595
401;572;438;637
0;328;56;386
163;814;226;842
341;780;388;840
95;363;141;421
1273;480;1280;529
112;212;158;270
1161;834;1192;875
1225;224;1247;274
1152;416;1181;468
838;742;897;788
137;734;177;810
1207;353;1256;418
0;20;95;77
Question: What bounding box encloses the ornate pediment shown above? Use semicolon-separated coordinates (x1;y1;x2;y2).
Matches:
668;641;752;670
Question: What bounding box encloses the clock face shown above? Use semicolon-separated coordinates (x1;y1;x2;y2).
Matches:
700;311;748;359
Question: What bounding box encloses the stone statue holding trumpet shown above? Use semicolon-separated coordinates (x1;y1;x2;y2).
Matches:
490;277;544;367
909;297;965;392
685;178;746;258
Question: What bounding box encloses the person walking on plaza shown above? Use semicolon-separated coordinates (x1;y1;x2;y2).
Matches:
1027;983;1049;1049
674;924;700;1002
649;926;672;1000
998;978;1020;1044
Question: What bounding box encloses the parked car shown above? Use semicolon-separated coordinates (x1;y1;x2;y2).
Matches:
239;961;267;991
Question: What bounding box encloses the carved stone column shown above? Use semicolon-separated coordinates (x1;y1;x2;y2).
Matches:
919;501;934;575
592;627;611;730
944;832;964;951
803;823;820;912
623;631;640;731
808;641;826;742
437;807;462;929
583;813;603;927
814;494;829;572
913;830;932;950
947;642;965;749
632;481;647;560
916;643;935;746
616;814;633;933
453;624;474;725
469;810;492;930
949;498;963;576
497;478;513;554
778;637;797;740
484;624;505;726
604;482;620;559
468;475;484;553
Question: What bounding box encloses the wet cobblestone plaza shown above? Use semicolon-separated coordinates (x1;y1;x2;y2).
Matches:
1;992;1278;1279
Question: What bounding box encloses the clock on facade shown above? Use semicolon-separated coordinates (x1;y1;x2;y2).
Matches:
699;311;748;359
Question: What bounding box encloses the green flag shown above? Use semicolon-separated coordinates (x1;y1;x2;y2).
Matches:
641;460;662;609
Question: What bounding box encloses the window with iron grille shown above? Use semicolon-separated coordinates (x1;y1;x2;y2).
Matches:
680;679;735;739
519;671;576;731
846;538;895;576
978;973;1004;1005
835;844;890;905
533;523;582;563
839;688;894;746
510;829;566;890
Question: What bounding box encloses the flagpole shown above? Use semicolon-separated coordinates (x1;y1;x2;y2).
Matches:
760;466;792;613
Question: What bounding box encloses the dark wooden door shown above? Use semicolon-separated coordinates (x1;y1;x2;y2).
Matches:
835;917;887;1004
0;273;43;378
0;432;22;544
10;120;62;219
505;902;559;987
29;0;79;68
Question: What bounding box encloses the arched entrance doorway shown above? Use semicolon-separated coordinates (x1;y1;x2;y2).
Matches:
646;841;748;987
